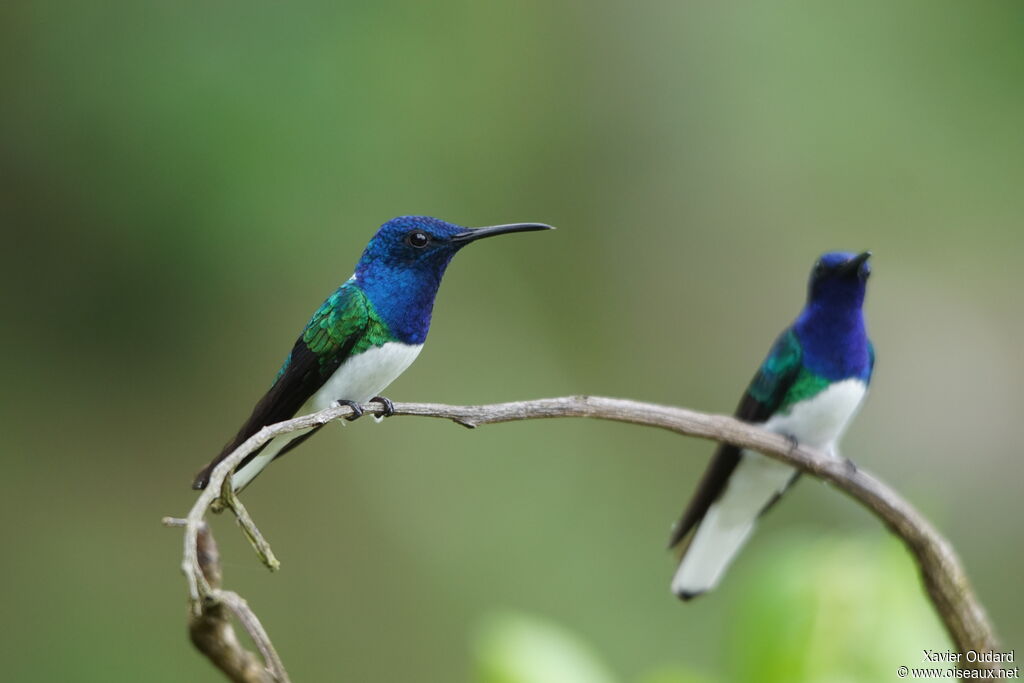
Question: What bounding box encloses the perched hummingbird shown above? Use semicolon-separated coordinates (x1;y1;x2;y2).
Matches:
668;251;874;600
193;216;553;492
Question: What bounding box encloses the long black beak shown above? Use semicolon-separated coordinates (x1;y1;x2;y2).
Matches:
839;251;872;276
451;222;555;243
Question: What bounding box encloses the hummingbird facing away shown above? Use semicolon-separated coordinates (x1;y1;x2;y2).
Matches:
193;216;553;492
668;251;874;600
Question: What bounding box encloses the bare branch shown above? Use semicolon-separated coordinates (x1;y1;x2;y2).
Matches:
167;396;1002;678
218;480;281;572
163;520;290;682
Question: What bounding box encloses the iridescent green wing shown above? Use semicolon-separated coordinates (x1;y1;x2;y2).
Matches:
746;328;805;416
298;284;373;378
668;328;804;548
193;282;375;488
298;283;393;372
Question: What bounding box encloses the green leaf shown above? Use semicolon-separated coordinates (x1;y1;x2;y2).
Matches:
728;535;953;682
474;612;619;683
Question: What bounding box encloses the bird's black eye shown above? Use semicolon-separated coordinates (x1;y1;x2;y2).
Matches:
814;261;826;276
406;230;430;248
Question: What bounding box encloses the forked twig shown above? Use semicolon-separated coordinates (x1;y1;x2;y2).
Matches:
161;520;290;682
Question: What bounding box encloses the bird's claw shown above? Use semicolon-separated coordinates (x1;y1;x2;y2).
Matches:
843;457;859;475
784;434;800;455
370;395;395;418
334;399;364;421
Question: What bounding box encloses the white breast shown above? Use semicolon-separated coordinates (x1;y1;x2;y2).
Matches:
761;378;867;453
308;342;423;412
671;377;869;598
230;341;423;492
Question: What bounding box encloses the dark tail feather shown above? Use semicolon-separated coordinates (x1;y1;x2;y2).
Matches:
192;433;269;490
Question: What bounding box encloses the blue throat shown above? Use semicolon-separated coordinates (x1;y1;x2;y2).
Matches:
794;281;871;382
353;216;468;345
355;262;449;345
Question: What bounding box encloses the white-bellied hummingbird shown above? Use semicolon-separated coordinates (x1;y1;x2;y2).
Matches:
669;251;874;599
193;216;553;492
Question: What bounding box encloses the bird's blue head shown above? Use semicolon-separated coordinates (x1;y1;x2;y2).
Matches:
795;251;873;380
806;251;872;310
354;216;553;343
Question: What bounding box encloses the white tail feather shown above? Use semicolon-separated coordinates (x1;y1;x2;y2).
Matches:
672;451;796;598
230;428;313;492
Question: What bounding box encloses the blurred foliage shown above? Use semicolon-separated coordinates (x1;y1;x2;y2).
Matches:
475;613;618;683
1;1;1021;681
476;537;950;683
728;536;952;682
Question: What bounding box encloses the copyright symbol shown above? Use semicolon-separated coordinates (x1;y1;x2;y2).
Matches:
898;665;909;678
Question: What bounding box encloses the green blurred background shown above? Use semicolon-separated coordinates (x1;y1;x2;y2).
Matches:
2;1;1021;681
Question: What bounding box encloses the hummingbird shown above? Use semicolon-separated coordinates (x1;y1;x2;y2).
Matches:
668;251;874;600
192;216;553;492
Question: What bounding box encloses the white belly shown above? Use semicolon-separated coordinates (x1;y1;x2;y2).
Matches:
671;377;868;597
761;378;868;453
230;341;422;491
306;341;423;412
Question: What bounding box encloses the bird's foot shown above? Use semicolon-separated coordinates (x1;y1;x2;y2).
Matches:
784;433;800;455
370;395;395;418
843;457;859;475
334;399;364;421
